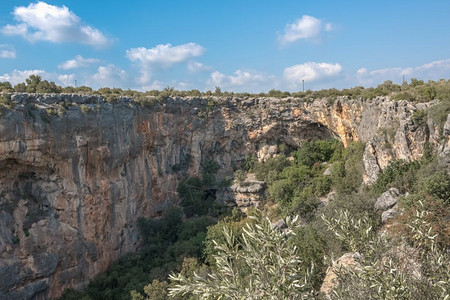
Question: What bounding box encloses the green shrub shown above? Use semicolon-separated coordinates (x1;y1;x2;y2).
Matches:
252;154;290;181
233;169;246;184
428;98;450;133
331;141;365;195
177;177;207;217
170;213;315;299
416;170;450;203
80;104;93;113
293;140;340;168
373;160;421;194
325;206;449;300
412;109;427;127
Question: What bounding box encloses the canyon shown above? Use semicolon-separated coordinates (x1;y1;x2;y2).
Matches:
0;93;448;299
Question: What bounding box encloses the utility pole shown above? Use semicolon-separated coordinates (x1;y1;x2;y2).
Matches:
302;79;305;92
75;79;77;88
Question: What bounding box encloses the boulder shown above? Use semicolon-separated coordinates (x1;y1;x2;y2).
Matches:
320;252;362;298
381;205;400;223
374;187;400;211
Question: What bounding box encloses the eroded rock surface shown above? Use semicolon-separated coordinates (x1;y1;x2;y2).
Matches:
0;93;448;298
374;187;400;211
320;252;363;298
226;173;266;211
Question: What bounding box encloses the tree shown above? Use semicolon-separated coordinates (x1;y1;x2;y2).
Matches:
14;83;26;92
423;86;437;101
410;78;424;87
25;74;42;92
131;280;169;300
0;81;13;92
36;80;61;93
169;213;315;299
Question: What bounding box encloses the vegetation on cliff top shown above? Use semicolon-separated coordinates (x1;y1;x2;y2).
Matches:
1;75;450;105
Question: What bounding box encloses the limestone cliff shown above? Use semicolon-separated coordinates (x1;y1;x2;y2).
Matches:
0;93;448;299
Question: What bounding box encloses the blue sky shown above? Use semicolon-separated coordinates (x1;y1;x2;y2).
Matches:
0;0;449;92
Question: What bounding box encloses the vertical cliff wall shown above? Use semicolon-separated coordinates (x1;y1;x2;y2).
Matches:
0;94;448;299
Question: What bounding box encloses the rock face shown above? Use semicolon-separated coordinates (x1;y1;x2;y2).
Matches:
226;173;266;211
0;93;448;299
320;252;362;298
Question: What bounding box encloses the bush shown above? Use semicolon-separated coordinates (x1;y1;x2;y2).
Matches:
170;213;315;299
373;159;421;194
291;226;327;289
331;141;365;195
233;169;246;184
252;154;290;181
412;109;427;127
416;170;450;203
323;206;450;300
80;104;93;113
293;140;340;168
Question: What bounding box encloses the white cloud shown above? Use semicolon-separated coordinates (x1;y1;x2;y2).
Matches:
284;62;342;86
0;69;46;85
356;68;367;75
356;59;450;86
187;61;213;73
0;69;80;87
91;64;128;88
58;55;100;70
279;15;332;44
57;74;75;86
0;45;16;59
208;69;276;92
139;80;189;92
140;80;165;91
126;43;205;68
126;43;205;84
1;2;111;47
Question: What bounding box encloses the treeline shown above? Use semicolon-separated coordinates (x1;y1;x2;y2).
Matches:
1;75;450;104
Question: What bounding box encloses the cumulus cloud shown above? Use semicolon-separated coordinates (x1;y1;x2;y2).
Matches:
126;43;205;68
0;69;79;87
279;15;332;45
139;80;189;92
187;61;213;73
58;55;100;70
57;74;75;86
0;69;47;85
126;43;205;83
1;2;111;47
356;68;367;76
0;45;16;59
91;64;128;88
284;62;342;86
356;59;450;86
208;69;276;92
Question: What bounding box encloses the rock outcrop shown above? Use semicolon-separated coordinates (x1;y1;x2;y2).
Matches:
226;173;266;211
0;93;448;298
320;252;363;297
374;187;400;211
